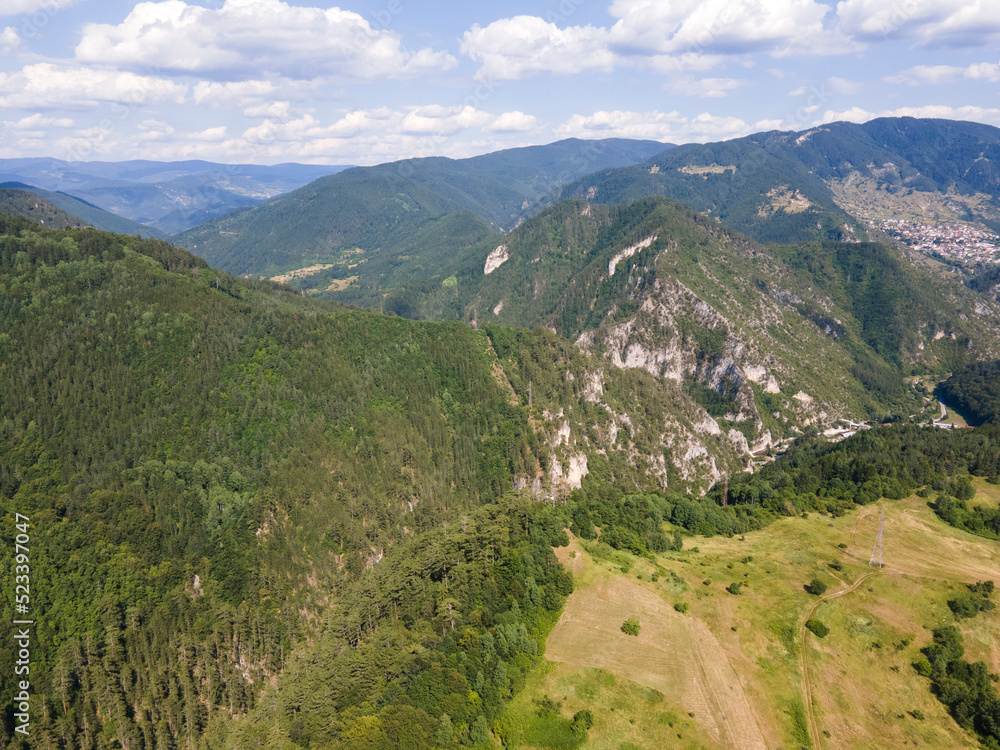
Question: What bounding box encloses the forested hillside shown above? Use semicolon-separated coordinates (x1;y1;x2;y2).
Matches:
0;188;88;230
941;361;1000;425
540;117;1000;242
381;196;1000;450
0;215;743;748
175;138;667;279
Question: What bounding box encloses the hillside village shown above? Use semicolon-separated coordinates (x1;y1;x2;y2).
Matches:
873;218;1000;264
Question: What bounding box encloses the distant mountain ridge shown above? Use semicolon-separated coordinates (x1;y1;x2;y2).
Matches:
0;182;171;238
0;187;89;229
175;137;671;277
0;158;351;234
539;117;1000;242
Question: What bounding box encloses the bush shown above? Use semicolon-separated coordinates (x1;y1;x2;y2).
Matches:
806;619;829;638
673;602;689;613
571;710;594;738
621;618;641;636
726;582;743;595
805;578;828;596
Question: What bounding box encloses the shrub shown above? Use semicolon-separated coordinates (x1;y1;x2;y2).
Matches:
621;618;641;636
726;582;743;595
805;578;828;596
806;619;829;638
571;710;594;737
673;602;689;613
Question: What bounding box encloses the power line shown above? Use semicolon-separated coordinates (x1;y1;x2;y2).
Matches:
869;505;885;568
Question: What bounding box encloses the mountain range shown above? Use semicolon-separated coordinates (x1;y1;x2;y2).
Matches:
5;117;1000;750
0;158;350;235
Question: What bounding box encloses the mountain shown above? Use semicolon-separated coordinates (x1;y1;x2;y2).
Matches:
0;158;350;234
174;138;670;278
378;195;1000;453
0;187;88;229
0;215;758;747
539;117;1000;243
0;182;170;238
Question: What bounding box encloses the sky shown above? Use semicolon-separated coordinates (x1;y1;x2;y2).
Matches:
1;0;1000;165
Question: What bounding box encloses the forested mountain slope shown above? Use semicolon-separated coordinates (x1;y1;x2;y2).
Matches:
407;196;1000;450
175;138;668;278
0;157;350;235
540;117;1000;243
0;187;88;230
0;182;170;238
0;215;746;748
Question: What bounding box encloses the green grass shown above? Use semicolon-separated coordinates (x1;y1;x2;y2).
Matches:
532;494;1000;749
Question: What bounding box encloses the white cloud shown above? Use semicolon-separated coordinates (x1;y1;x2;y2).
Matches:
76;0;456;82
966;61;1000;82
608;0;846;56
191;126;228;142
243;101;293;119
401;105;494;136
193;80;276;107
1;26;23;54
460;16;615;81
460;1;855;82
489;111;539;132
0;63;187;109
664;76;746;98
241;106;539;145
819;104;1000;128
837;0;1000;46
0;0;77;16
885;60;1000;85
8;113;74;129
555;109;750;142
884;64;964;85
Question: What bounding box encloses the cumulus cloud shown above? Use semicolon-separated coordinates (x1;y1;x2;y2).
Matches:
837;0;1000;46
555;109;751;142
884;64;964;85
885;60;1000;85
966;61;1000;82
76;0;456;81
489;111;539;132
460;17;615;81
459;1;856;82
819;104;1000;127
608;0;842;56
1;27;23;54
242;106;540;146
0;63;187;109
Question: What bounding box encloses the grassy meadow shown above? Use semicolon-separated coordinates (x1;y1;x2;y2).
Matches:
503;484;1000;749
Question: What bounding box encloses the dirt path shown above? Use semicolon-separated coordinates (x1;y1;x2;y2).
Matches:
546;564;769;750
799;571;879;750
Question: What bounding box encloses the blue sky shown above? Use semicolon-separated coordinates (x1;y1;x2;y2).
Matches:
1;0;1000;164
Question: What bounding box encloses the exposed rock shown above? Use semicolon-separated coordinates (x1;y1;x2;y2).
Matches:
483;244;510;275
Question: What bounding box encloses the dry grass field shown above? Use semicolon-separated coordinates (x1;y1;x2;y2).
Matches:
506;483;1000;749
